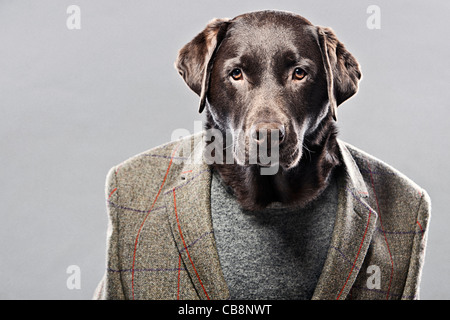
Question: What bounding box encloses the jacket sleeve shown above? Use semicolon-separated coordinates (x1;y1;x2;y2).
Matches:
93;166;126;300
402;189;431;300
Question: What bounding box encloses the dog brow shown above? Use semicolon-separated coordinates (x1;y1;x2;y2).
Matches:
223;57;244;70
295;58;317;74
275;50;317;75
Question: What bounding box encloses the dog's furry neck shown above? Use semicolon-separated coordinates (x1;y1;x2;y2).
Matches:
206;115;341;211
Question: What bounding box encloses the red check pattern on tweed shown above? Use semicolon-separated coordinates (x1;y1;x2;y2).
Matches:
94;135;430;300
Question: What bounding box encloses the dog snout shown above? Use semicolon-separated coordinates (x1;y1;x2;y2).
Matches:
250;122;286;145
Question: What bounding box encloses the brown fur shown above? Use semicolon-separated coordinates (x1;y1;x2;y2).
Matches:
175;10;361;211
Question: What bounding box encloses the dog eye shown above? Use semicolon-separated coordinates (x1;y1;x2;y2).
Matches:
230;69;243;81
293;68;306;80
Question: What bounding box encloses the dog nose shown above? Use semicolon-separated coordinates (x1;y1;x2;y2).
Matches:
251;122;285;145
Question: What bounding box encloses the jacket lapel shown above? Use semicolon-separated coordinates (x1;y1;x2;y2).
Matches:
312;140;378;300
162;134;230;300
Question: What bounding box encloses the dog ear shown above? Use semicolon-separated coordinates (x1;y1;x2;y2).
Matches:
175;18;230;113
316;26;362;121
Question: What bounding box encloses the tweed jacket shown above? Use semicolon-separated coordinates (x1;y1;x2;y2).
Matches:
94;132;430;300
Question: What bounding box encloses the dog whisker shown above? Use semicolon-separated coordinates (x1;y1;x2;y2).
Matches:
302;143;314;162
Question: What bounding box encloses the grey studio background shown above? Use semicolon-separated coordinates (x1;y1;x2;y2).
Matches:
0;0;448;300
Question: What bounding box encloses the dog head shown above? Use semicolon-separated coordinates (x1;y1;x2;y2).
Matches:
175;10;361;170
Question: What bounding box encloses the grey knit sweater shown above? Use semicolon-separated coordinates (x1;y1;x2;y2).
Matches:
210;170;338;300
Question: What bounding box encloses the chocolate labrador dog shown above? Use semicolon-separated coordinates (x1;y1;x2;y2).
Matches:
94;9;430;300
175;10;361;211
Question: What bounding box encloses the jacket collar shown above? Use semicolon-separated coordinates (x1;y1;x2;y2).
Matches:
162;134;377;300
162;133;229;300
311;139;377;300
336;138;369;198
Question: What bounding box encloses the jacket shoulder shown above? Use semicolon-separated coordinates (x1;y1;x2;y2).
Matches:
112;132;200;176
106;132;202;205
342;141;431;225
343;141;427;200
